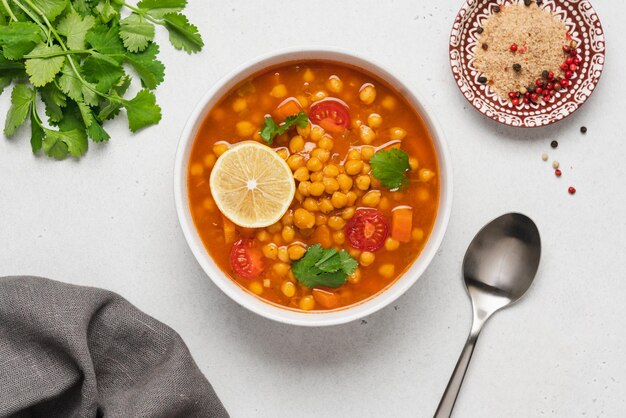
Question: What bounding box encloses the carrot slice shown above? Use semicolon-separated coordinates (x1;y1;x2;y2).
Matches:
391;207;413;243
223;216;237;244
312;288;340;309
272;98;302;121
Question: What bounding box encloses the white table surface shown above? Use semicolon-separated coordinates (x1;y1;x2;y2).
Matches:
1;1;624;416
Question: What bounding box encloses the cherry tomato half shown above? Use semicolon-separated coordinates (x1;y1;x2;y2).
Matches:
345;209;389;251
230;239;265;280
308;98;351;133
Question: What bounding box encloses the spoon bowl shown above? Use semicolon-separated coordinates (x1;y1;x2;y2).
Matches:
435;213;541;417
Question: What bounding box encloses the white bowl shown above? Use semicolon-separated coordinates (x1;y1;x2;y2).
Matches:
174;47;453;326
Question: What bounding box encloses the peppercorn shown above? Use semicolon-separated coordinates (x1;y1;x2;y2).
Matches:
527;85;536;93
477;27;484;34
512;98;520;106
482;43;488;50
510;43;518;52
524;0;532;5
580;126;587;133
555;169;562;177
513;63;522;72
536;0;543;5
551;140;558;148
568;186;576;195
478;76;487;84
542;70;549;79
493;5;501;13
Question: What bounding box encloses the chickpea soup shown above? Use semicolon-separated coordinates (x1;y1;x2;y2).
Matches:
188;61;439;311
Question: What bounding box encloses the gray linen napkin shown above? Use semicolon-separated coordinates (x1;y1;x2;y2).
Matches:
0;276;229;418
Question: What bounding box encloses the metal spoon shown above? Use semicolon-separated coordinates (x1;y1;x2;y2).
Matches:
434;213;541;417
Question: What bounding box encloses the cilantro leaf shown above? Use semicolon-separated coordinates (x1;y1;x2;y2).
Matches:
86;117;110;142
162;13;203;53
29;0;68;21
124;89;162;132
24;44;65;87
82;55;124;93
119;13;154;53
86;24;125;59
0;22;43;60
30;112;44;153
57;8;95;50
4;84;34;136
40;83;67;123
137;0;187;17
42;128;87;159
124;43;164;89
259;111;308;145
94;0;120;23
370;148;411;189
292;244;358;288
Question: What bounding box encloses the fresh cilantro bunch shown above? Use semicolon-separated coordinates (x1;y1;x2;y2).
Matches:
370;148;411;189
292;244;358;288
0;0;203;160
259;111;308;145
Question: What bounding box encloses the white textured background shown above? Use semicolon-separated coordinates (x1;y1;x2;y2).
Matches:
1;1;624;417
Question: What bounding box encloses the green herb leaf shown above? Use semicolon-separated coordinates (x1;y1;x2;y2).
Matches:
57;8;95;50
162;13;203;53
82;55;124;93
259;111;308;145
94;0;120;23
29;0;68;21
0;22;43;60
4;84;34;136
30;112;44;153
370;148;411;189
40;83;67;123
124;89;161;132
124;43;164;89
42;128;87;160
86;117;110;142
292;244;358;288
24;44;65;87
137;0;187;17
86;24;125;59
119;13;154;52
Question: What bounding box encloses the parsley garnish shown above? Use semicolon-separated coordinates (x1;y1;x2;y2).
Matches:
292;244;358;288
1;0;203;160
370;148;411;189
259;111;308;145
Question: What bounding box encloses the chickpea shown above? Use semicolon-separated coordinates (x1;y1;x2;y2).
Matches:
360;146;375;161
294;208;315;229
202;197;215;211
323;164;339;177
303;197;319;212
232;98;247;113
306;157;323;172
288;244;306;260
273;262;290;276
262;243;278;259
297;123;311;138
332;230;345;245
381;95;396;110
256;230;270;242
419;168;435;182
327;216;346;231
276;148;289;160
319;198;334;214
417;188;430;201
342;206;355;220
310;171;323;182
323;177;340;194
272;233;283;246
282;210;294;226
315;213;327;226
282;225;295;242
303;68;315;82
345;159;363;176
361;163;371;175
268;222;282;234
360;251;375;266
326;75;343;93
203;153;217;168
281;280;296;297
249;281;263;295
289;135;305;153
310;125;325;141
346;191;358;206
270;83;287;98
294;190;304;203
309;181;325;196
379;196;391;211
190;163;203;176
348;268;361;284
297;95;310;108
213;143;229;157
409;157;419;171
347;149;361;160
367;113;383;128
361;190;381;207
331;191;348;208
337;174;353;192
359;84;377;105
287;154;305;171
236;121;256;137
349;248;361;259
318;136;334;151
389;127;407;140
412;228;424;241
299;295;315;310
385;237;400;251
293;166;310;182
379;264;395;279
359;125;376;144
298;181;311;196
313;148;330;163
355;175;371;191
312;91;327;102
277;247;290;263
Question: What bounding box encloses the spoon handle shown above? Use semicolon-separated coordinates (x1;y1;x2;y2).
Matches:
434;320;483;418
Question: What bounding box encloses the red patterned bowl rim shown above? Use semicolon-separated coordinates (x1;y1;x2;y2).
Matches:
449;0;606;128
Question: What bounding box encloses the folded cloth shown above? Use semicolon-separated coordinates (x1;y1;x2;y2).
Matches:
0;276;229;418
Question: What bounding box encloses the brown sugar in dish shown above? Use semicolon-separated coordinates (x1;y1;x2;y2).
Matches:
474;2;569;100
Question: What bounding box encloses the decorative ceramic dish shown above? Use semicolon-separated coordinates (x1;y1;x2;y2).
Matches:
450;0;605;127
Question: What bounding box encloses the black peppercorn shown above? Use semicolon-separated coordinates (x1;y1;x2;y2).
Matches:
537;0;543;5
580;126;587;133
527;85;536;93
551;140;558;148
513;63;522;72
524;0;532;5
482;43;488;50
478;76;488;84
493;5;501;13
542;70;549;79
477;27;484;34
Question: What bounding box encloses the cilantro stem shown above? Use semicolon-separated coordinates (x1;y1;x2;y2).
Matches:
1;0;17;21
30;91;43;128
121;2;162;25
23;49;94;59
10;0;48;35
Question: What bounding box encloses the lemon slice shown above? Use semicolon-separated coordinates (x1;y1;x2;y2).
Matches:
209;141;296;228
